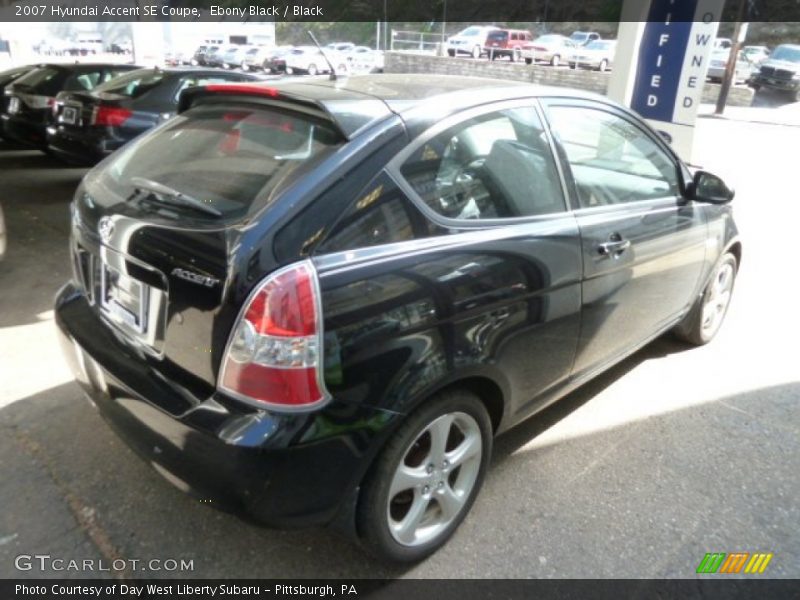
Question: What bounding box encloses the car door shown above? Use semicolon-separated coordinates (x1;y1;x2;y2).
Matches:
541;99;707;380
313;102;583;421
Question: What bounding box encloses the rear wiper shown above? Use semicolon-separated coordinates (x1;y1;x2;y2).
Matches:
129;176;222;217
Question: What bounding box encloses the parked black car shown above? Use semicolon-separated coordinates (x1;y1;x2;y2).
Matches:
0;64;37;135
749;43;800;101
2;63;140;150
47;67;262;165
55;75;741;563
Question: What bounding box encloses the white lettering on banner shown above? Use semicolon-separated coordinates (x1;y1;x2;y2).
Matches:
651;74;662;87
672;0;722;126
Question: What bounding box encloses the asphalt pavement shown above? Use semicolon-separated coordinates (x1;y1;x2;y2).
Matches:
0;101;798;579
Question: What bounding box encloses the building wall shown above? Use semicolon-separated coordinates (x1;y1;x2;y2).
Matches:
384;52;754;107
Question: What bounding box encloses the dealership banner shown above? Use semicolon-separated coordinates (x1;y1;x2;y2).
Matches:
4;579;799;599
0;0;796;22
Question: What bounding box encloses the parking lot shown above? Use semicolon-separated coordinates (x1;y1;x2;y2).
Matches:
0;97;798;578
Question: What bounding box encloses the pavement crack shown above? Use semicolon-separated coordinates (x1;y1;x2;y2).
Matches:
7;425;132;579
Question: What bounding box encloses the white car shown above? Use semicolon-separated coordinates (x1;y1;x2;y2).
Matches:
285;46;348;76
327;42;355;53
347;46;384;73
707;50;756;83
242;46;274;71
521;34;578;66
570;40;617;71
446;26;501;59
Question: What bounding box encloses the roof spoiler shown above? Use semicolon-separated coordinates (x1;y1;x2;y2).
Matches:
177;83;347;137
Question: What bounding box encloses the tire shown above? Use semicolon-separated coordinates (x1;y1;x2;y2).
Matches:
471;45;481;60
357;389;492;563
307;63;317;76
551;54;560;67
599;59;608;72
447;49;455;57
674;253;737;346
525;58;532;65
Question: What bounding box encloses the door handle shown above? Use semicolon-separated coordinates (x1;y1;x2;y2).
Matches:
597;237;631;257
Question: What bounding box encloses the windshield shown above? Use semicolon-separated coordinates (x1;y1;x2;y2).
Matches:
460;27;482;36
92;69;164;98
570;33;589;42
770;45;800;63
101;103;345;220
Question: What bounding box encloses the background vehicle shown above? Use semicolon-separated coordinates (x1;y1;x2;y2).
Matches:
204;46;226;68
47;67;259;165
749;44;800;100
446;26;501;59
327;42;355;53
570;40;617;71
221;45;251;69
569;31;601;47
741;45;770;65
346;46;384;73
2;63;140;150
707;50;756;83
484;29;534;62
191;45;209;66
521;34;577;66
0;64;36;133
56;75;740;564
285;46;348;76
242;46;272;71
262;46;293;73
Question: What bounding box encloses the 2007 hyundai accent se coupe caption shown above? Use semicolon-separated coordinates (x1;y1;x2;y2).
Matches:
56;74;741;563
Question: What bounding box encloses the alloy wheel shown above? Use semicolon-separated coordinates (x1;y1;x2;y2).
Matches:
386;412;482;547
701;261;734;338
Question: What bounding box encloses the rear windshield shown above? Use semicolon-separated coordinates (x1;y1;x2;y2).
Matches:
13;66;65;95
92;69;165;98
101;103;345;219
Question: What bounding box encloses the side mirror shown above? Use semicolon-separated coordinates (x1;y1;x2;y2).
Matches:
689;170;735;204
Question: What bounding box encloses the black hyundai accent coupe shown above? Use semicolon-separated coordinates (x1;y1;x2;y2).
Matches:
55;75;740;563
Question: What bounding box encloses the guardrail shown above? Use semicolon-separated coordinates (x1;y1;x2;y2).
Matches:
389;30;443;55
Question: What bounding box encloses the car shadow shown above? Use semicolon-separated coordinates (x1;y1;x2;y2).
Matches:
0;334;690;580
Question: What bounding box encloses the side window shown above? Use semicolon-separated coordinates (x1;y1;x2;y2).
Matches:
398;106;565;220
320;173;417;253
66;70;103;91
547;105;679;208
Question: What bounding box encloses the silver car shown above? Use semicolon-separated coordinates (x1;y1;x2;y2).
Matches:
521;34;578;66
570;40;617;71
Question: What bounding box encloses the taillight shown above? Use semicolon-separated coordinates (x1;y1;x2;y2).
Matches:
91;105;132;127
218;260;329;410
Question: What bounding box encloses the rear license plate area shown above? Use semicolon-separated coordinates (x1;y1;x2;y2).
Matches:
100;263;149;334
61;105;80;125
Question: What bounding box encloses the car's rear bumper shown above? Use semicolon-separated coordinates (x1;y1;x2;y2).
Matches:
46;126;121;164
55;282;398;529
1;113;48;148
